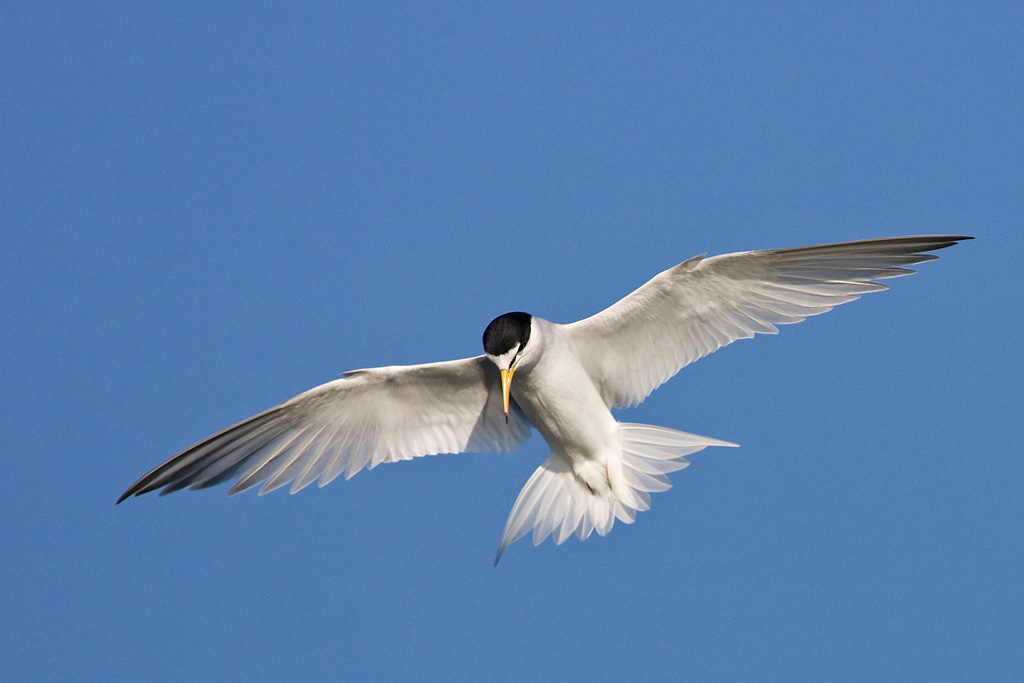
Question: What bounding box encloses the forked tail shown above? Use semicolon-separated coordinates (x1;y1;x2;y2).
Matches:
495;422;738;564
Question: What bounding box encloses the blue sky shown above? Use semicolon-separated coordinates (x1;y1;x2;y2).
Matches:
2;2;1021;681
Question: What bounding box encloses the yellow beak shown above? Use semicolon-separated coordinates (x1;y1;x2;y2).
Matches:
500;366;515;422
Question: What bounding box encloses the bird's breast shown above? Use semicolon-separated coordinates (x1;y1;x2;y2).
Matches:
511;350;619;467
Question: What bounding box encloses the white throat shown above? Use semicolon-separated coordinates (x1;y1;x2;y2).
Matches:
488;344;520;371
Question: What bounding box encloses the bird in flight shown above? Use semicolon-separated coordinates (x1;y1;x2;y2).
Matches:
119;235;970;563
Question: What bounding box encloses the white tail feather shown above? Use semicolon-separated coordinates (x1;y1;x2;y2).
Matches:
495;423;737;564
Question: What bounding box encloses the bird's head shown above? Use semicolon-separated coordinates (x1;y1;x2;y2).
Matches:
483;312;533;422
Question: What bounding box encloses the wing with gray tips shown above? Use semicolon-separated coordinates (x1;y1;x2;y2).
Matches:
567;235;971;409
119;355;532;501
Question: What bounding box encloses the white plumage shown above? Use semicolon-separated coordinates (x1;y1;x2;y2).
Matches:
119;235;969;563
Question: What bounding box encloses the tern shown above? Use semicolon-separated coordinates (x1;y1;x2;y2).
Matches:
119;235;970;563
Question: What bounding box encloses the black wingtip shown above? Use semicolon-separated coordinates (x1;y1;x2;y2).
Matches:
939;235;974;244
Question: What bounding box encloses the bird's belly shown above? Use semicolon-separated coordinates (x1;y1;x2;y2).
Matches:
511;364;620;491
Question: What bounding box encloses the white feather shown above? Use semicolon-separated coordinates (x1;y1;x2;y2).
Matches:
494;423;738;564
119;357;531;500
567;236;965;408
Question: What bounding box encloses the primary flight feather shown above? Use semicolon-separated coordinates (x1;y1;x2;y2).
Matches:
119;235;970;563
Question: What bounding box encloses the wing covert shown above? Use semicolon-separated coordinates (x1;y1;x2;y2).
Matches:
118;356;531;501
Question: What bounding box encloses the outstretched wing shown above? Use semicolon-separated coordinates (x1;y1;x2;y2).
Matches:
118;356;532;502
567;235;971;409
